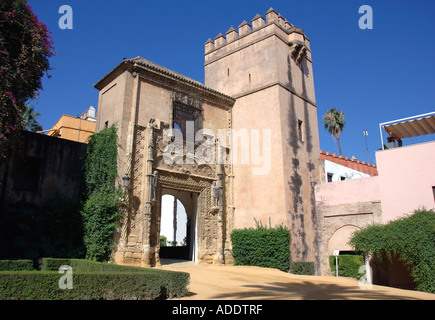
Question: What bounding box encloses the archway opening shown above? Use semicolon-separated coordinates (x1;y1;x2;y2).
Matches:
159;190;197;261
328;225;360;255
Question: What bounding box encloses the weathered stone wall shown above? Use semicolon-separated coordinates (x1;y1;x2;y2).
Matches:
94;58;235;266
1;131;85;209
204;9;322;268
315;177;382;275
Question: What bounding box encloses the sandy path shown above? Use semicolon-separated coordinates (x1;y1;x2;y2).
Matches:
159;260;435;300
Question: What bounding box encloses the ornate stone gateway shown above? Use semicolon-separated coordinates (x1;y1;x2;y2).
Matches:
112;118;231;267
95;57;236;267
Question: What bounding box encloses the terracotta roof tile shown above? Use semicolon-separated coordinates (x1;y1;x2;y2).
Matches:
320;150;378;176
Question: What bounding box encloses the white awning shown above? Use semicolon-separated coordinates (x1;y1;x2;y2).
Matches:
384;114;435;139
379;111;435;150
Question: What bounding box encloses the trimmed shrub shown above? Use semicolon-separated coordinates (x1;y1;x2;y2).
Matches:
329;255;365;279
290;261;315;275
0;258;189;300
350;208;435;293
231;224;291;272
0;260;34;271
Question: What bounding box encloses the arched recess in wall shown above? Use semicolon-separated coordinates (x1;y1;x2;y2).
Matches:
328;225;361;255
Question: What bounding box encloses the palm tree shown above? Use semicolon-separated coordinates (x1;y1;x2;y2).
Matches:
323;107;345;156
21;104;43;132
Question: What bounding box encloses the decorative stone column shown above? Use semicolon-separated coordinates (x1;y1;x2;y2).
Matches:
141;117;157;267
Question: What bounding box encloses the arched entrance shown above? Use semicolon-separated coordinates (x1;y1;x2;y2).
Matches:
328;225;360;255
159;189;198;262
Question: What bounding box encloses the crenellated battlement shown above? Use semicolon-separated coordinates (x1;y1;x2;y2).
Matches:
204;8;311;57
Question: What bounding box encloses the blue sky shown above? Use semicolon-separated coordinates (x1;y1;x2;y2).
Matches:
27;0;435;164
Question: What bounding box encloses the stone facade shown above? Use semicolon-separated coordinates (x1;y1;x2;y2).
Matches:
94;8;323;271
204;8;322;265
94;57;235;267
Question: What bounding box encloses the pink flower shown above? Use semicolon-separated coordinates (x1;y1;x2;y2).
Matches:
5;91;16;103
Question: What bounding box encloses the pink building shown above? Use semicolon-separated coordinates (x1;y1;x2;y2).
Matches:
377;112;435;223
316;112;435;284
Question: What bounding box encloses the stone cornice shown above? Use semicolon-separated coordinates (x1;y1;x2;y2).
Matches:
232;80;317;108
94;58;235;110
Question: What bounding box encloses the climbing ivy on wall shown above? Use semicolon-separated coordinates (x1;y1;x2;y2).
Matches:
80;125;121;262
349;208;435;293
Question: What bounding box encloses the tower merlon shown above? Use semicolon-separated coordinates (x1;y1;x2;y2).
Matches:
205;38;215;54
226;26;238;43
277;14;286;28
238;20;251;37
265;7;278;24
251;14;265;30
204;8;311;61
214;33;226;48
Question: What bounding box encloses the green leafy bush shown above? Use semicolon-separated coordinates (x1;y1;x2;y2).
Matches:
329;255;365;279
81;191;122;261
0;259;34;271
0;258;189;300
290;261;315;275
80;126;121;262
160;235;167;247
349;209;435;293
231;224;291;272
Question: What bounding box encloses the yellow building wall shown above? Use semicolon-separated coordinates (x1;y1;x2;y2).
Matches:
47;115;96;143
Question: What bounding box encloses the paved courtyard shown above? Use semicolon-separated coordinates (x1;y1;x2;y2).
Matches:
159;259;435;300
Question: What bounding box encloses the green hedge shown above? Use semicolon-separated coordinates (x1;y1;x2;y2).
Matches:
231;225;291;272
0;258;189;300
350;208;435;293
290;261;315;275
0;260;34;271
329;255;365;279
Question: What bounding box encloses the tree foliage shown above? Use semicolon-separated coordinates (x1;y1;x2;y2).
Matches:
349;209;435;293
21;104;42;132
0;0;54;160
80;126;121;262
323;107;345;155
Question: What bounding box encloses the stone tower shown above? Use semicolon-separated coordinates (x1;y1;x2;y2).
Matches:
204;8;322;266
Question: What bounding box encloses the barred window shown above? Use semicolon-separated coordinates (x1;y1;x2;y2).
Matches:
172;101;202;141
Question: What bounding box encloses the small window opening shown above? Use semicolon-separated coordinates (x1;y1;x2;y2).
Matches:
327;173;333;183
298;120;303;141
104;121;108;129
